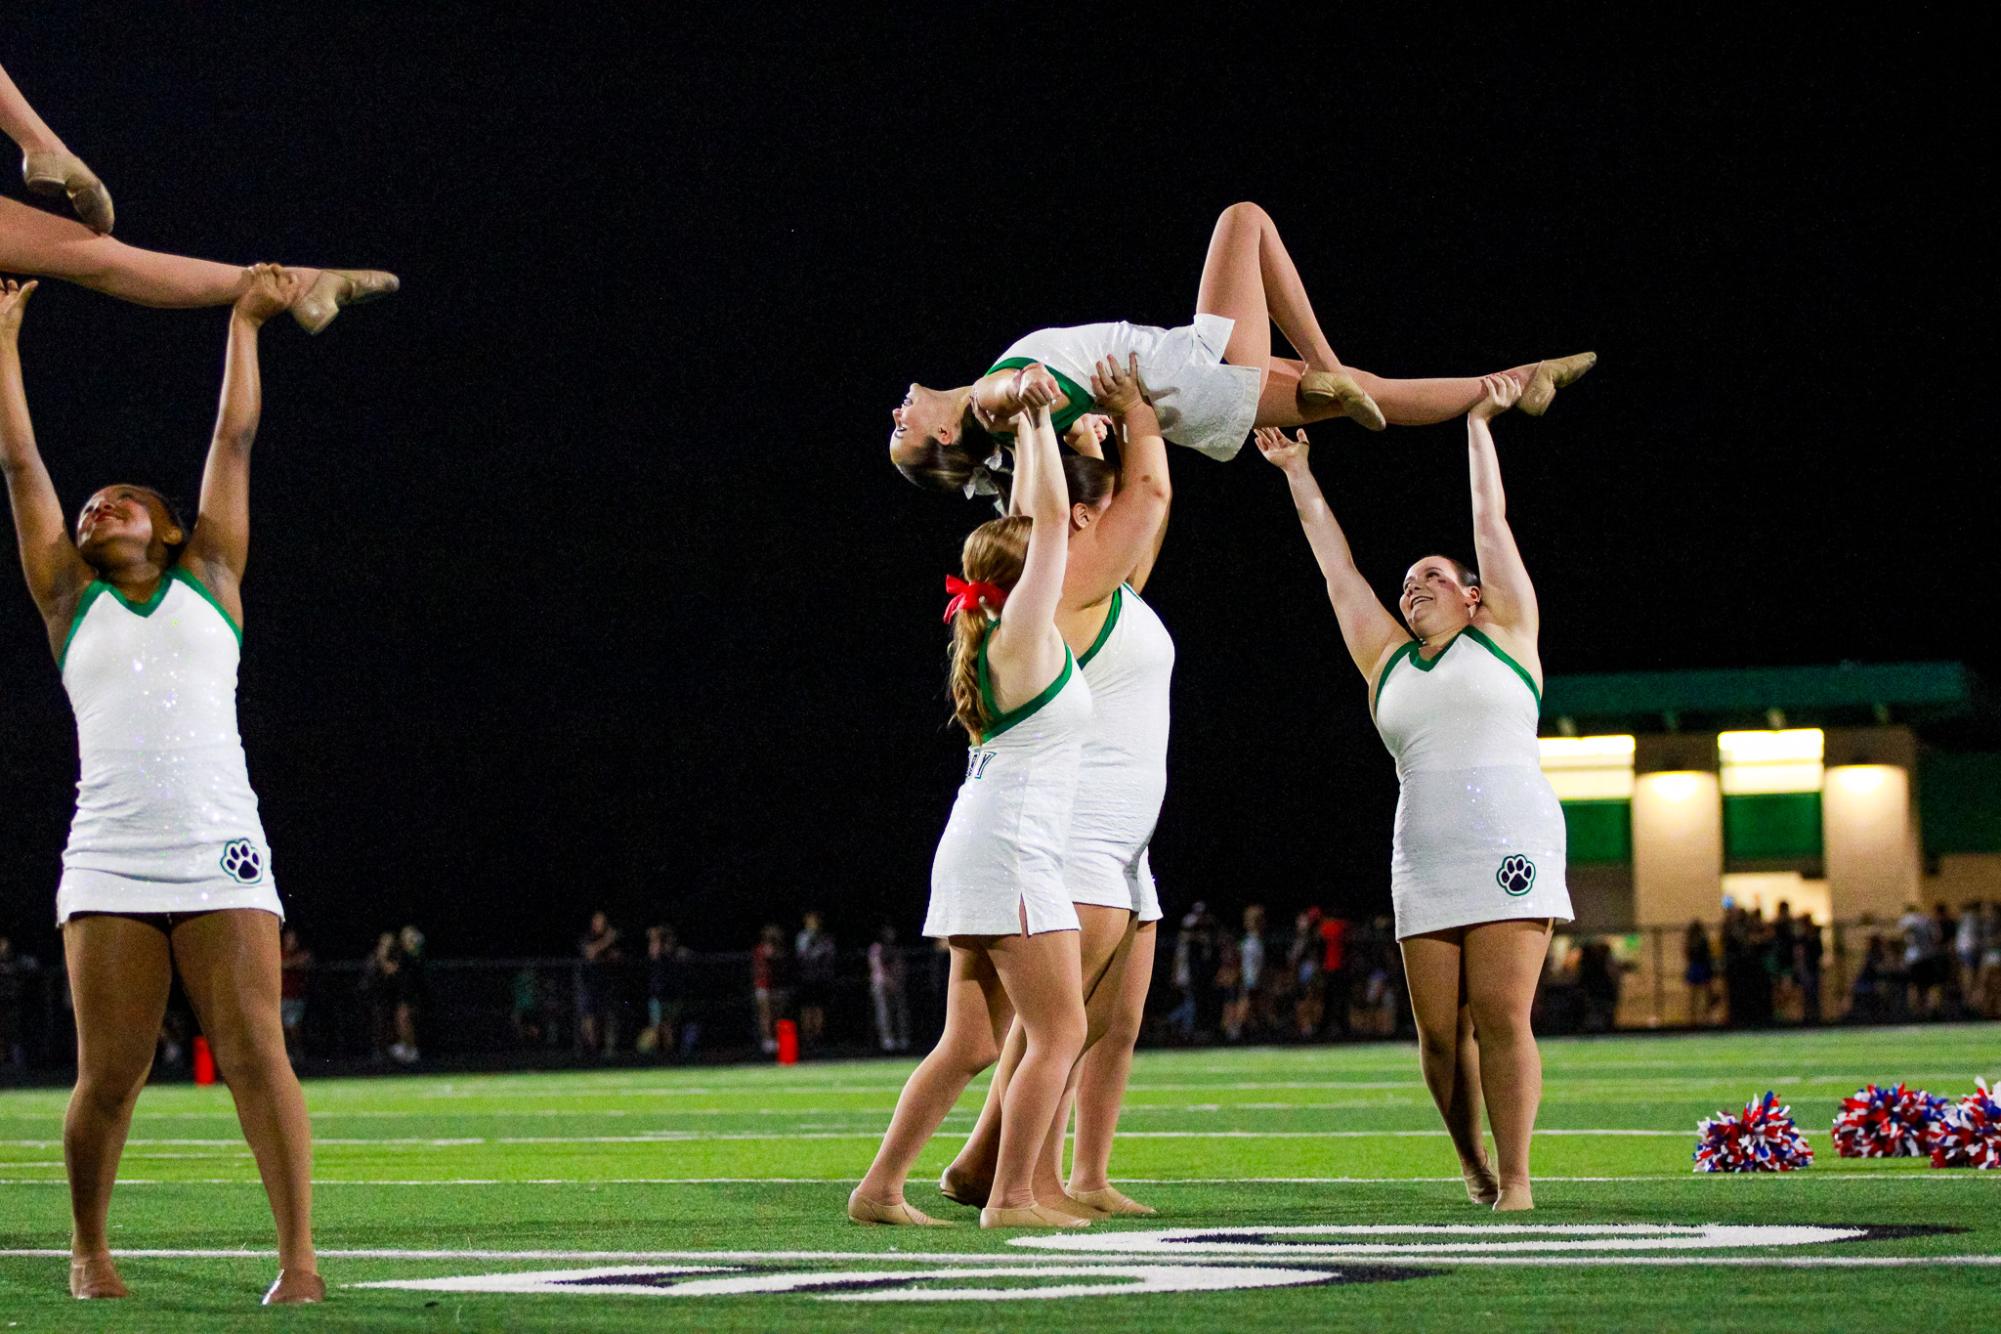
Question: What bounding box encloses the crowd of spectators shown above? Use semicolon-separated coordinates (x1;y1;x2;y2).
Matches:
1165;905;1407;1045
1848;900;2001;1022
6;896;2000;1076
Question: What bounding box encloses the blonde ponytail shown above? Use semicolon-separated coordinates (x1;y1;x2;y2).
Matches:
945;515;1031;740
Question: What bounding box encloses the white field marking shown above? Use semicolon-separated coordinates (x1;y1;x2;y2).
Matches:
353;1263;1337;1302
1;1172;1994;1188
0;1128;1698;1149
1017;1222;1878;1257
4;1246;1999;1272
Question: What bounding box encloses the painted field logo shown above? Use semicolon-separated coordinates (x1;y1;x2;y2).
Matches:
220;838;264;885
1496;854;1535;896
355;1262;1377;1302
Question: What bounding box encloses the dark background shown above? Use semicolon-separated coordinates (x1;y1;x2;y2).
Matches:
0;9;1989;963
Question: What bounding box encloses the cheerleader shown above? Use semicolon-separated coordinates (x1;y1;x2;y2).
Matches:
850;376;1093;1230
1;271;323;1300
938;355;1172;1219
1258;373;1574;1212
889;201;1591;490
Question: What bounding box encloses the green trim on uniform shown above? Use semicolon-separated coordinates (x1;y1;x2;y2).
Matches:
986;357;1096;436
169;567;243;645
1374;627;1542;715
977;631;1076;744
57;582;111;673
104;574;174;618
1463;625;1542;710
1077;586;1124;668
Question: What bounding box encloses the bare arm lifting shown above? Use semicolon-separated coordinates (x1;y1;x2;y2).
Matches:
180;265;297;626
985;373;1070;710
1255;426;1407;685
1065;354;1170;605
1464;374;1539;643
0;279;93;656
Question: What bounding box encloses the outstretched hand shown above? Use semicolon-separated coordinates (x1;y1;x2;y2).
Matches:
0;277;38;342
232;264;301;327
1469;372;1522;422
1255;425;1311;471
1089;353;1150;418
1064;413;1110;458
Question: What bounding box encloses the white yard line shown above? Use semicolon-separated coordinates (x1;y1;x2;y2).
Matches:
0;1172;1992;1187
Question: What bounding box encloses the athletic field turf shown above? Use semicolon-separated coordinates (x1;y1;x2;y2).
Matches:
1;1025;1996;1329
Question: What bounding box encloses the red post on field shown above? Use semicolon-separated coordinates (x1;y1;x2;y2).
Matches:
192;1036;217;1086
775;1019;799;1066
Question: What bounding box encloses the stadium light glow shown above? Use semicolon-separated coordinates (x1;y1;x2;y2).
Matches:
1643;771;1705;803
1718;728;1825;795
1539;734;1636;800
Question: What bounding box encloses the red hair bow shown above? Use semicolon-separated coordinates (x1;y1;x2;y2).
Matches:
943;574;1007;623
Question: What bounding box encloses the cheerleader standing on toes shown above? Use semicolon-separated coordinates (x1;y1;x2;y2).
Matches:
938;356;1173;1220
888;200;1593;490
850;375;1092;1232
0;60;396;331
0;271;323;1302
1257;373;1572;1213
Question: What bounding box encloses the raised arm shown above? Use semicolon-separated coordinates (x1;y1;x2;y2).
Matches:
182;265;296;617
987;370;1070;701
0;279;93;644
1255;426;1407;683
1465;374;1538;638
1065;354;1171;604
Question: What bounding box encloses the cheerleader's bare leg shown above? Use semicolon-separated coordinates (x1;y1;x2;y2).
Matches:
944;909;1131;1208
1026;908;1136;1213
1067;920;1158;1208
0;199;330;308
1197;203;1543;430
1256;355;1543;429
61;914;176;1298
854;944;1011;1213
170;910;321;1296
982;927;1087;1215
1463;919;1553;1211
1401;930;1500;1204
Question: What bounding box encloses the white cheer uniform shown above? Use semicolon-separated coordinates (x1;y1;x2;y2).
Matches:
1067;585;1173;924
925;632;1092;938
990;315;1261;461
55;568;282;924
1371;626;1571;939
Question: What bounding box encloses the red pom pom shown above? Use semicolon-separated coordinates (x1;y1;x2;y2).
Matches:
1694;1091;1814;1173
1927;1079;2001;1170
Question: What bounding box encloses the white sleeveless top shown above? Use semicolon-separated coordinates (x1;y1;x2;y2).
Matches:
925;631;1093;938
990;315;1261;461
1371;627;1571;939
1067;585;1174;922
55;568;281;922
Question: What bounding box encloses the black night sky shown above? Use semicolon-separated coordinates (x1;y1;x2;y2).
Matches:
0;10;1989;962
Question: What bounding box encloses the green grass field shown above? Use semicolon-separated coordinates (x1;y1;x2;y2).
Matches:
2;1025;1997;1330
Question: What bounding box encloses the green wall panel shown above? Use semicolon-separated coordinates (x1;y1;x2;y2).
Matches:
1723;792;1822;859
1562;799;1632;865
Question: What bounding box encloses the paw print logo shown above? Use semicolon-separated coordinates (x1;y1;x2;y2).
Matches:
219;838;264;885
1496;854;1536;897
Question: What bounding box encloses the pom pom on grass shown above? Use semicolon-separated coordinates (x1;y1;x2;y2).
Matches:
1694;1091;1814;1173
1831;1082;1948;1158
1927;1079;2001;1170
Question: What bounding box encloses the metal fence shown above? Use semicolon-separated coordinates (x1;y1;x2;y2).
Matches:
1;920;1993;1080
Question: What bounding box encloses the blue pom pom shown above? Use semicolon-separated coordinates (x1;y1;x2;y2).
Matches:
1694;1091;1814;1173
1832;1082;1948;1159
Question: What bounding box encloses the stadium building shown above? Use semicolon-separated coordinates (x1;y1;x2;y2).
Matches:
1536;662;2001;930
